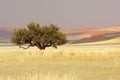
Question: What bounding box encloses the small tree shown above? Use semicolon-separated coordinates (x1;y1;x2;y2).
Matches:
11;22;67;50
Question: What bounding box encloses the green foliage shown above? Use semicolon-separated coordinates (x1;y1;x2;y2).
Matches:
11;22;67;50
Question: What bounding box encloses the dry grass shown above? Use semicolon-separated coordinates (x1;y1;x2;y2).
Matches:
0;45;120;80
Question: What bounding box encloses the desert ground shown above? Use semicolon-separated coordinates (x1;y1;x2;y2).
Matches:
0;45;120;80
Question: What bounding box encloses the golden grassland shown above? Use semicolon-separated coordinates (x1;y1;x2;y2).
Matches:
0;45;120;80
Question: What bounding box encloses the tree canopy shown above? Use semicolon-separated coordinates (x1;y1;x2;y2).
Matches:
11;22;67;50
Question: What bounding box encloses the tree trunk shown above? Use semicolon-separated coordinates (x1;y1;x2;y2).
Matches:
36;43;46;50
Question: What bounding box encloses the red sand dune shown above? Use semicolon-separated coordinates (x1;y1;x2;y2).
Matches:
84;26;120;36
69;26;120;44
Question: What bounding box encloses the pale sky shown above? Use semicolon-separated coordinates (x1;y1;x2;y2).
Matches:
0;0;120;29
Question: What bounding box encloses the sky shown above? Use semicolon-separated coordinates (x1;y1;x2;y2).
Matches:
0;0;120;29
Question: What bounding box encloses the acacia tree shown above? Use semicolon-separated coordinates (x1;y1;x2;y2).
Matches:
11;22;67;50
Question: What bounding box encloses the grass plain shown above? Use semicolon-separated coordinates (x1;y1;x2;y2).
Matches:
0;45;120;80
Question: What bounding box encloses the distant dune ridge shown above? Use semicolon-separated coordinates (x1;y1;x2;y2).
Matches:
62;27;95;34
0;27;13;42
66;26;120;44
1;26;120;44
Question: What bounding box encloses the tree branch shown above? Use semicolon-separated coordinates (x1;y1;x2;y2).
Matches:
53;44;57;49
19;44;33;49
45;43;57;49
